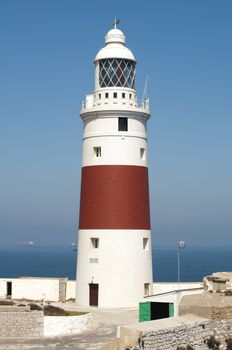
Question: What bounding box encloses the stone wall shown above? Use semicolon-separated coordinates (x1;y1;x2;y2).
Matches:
133;319;232;350
0;311;43;337
213;307;232;320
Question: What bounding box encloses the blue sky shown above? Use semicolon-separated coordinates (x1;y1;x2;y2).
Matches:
0;0;231;247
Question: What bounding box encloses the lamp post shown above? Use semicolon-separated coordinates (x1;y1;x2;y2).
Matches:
177;240;186;315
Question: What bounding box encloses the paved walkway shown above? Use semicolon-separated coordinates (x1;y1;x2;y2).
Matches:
0;308;138;350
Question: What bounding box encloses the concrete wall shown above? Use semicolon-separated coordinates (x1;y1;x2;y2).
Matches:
13;278;60;301
76;230;153;308
66;280;76;300
152;282;203;295
143;287;204;316
0;279;7;297
0;311;43;337
132;319;232;350
179;293;232;319
44;313;92;336
0;278;72;302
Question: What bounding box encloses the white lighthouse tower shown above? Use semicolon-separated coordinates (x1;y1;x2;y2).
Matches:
76;24;153;308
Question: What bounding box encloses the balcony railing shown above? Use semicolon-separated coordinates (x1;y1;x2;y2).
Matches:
81;95;150;112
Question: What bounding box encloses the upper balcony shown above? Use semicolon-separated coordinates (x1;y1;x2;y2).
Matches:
80;92;150;117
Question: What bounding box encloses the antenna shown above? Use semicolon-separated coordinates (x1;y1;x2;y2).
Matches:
142;75;149;104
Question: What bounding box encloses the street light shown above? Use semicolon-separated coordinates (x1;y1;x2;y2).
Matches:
177;240;186;315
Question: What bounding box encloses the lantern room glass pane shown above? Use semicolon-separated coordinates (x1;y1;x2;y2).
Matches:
99;59;135;88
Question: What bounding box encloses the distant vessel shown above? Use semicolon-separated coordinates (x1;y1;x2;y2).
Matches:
19;241;35;247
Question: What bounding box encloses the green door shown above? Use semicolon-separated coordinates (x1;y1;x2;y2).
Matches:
169;303;174;317
139;302;151;322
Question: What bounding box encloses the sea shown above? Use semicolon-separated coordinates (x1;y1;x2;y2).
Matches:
0;246;232;282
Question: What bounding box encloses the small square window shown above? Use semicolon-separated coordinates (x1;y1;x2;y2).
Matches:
93;147;101;157
90;238;99;249
122;93;125;98
143;238;149;250
140;148;146;160
113;92;117;98
118;117;128;131
144;283;150;297
105;93;109;98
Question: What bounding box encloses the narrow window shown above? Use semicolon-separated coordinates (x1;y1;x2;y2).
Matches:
98;94;101;99
90;258;99;264
90;238;99;249
93;147;101;157
105;92;109;98
143;238;149;250
113;92;117;98
144;283;150;297
122;93;125;98
140;148;146;160
118;117;128;131
129;93;132;99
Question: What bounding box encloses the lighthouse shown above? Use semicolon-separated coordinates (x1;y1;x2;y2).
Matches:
76;24;153;308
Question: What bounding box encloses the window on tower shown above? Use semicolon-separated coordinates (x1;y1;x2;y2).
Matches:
99;59;136;89
140;148;146;160
93;146;101;157
143;238;149;250
118;117;128;131
144;283;150;297
90;238;99;249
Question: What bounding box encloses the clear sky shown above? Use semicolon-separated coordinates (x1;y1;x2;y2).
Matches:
1;0;231;247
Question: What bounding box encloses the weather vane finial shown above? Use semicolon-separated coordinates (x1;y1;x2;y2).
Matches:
113;18;121;29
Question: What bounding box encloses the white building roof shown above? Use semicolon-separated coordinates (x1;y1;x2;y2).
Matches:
94;28;136;62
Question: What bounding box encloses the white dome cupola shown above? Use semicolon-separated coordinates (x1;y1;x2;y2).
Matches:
105;28;126;45
94;26;136;91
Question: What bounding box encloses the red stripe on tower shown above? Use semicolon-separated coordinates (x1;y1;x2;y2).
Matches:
79;165;151;230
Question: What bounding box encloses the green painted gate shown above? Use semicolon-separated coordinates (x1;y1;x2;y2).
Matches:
139;302;151;322
139;302;174;322
169;303;174;317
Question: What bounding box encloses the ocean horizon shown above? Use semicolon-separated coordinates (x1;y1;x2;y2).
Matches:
0;245;231;282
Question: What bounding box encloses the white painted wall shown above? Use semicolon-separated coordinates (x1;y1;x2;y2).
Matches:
0;279;7;297
82;114;148;167
83;114;147;136
144;287;204;317
82;134;148;167
44;313;92;336
0;278;72;302
153;282;203;295
83;89;142;111
76;230;153;308
12;279;60;301
66;280;76;300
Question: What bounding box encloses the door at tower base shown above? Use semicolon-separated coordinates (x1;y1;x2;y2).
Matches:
89;284;98;306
